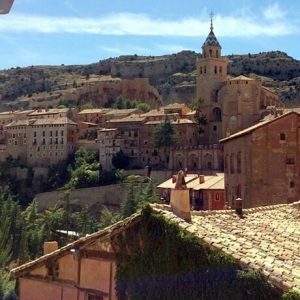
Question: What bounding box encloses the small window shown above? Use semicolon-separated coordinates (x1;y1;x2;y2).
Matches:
88;295;103;300
286;155;295;165
290;181;295;188
280;133;286;141
215;193;219;201
214;66;217;74
213;125;217;131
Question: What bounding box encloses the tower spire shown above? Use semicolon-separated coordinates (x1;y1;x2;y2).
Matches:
210;11;214;31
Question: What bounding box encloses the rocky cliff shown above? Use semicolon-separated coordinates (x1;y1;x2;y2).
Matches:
0;50;300;110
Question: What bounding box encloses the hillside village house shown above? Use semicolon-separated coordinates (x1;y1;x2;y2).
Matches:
3;108;78;167
220;110;300;208
11;201;300;300
157;173;225;210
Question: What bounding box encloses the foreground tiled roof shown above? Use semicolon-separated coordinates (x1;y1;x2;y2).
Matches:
152;201;300;292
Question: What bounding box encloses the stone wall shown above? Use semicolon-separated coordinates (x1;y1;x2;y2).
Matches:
34;184;125;213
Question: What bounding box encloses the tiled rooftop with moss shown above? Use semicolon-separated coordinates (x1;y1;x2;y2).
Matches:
152;201;300;293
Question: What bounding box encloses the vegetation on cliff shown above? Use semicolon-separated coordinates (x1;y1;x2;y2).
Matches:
1;50;300;110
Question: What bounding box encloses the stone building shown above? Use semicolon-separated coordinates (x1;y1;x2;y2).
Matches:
98;128;123;170
0;110;33;144
2;108;77;166
27;117;77;167
220;111;300;208
196;20;283;144
157;173;225;210
5;119;29;162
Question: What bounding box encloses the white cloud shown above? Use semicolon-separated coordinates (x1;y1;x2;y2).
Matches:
263;3;286;21
0;7;296;37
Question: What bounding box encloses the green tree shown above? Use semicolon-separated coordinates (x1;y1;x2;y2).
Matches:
115;96;125;109
120;180;138;218
137;102;151;113
98;207;121;230
153;118;176;165
112;150;130;170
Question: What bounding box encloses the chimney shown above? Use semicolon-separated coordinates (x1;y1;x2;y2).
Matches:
172;175;176;183
235;198;243;217
199;175;205;184
44;241;58;255
170;170;191;222
184;167;188;177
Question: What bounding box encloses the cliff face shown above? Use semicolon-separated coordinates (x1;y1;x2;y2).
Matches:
27;77;162;109
0;50;300;110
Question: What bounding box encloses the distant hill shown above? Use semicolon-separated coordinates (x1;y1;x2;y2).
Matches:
0;50;300;111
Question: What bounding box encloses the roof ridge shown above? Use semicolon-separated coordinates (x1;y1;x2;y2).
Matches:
151;201;298;218
10;212;142;278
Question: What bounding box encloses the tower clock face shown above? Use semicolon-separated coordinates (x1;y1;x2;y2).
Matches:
0;0;14;14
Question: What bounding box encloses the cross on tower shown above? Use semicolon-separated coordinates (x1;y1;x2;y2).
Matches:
210;11;214;31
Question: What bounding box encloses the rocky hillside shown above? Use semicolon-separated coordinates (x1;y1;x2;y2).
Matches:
0;50;300;110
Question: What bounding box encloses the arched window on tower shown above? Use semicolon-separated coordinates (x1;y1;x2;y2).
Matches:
216;50;219;58
230;154;235;174
219;66;222;74
204;66;207;74
209;49;212;57
214;66;217;74
212;107;222;122
200;67;203;74
230;116;237;131
237;152;241;173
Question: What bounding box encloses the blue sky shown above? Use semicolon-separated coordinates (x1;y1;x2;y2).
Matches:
0;0;299;69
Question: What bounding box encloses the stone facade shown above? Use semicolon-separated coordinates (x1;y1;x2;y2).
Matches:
27;117;77;167
98;128;122;170
4;108;78;167
221;111;300;208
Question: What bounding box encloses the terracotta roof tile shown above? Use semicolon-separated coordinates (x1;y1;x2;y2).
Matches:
152;201;300;292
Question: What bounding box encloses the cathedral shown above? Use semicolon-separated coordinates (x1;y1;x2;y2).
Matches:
169;18;283;172
196;18;283;144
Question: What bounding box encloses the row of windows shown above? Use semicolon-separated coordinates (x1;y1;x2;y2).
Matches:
200;65;223;75
34;130;64;137
31;124;66;128
33;138;65;145
12;133;26;138
29;151;65;158
30;145;64;151
8;139;26;146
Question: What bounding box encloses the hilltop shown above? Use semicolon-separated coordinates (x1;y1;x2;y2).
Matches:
0;50;300;110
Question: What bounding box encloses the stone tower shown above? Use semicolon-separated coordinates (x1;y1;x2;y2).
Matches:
196;16;228;144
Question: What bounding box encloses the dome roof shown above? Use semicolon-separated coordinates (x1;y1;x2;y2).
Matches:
202;30;221;49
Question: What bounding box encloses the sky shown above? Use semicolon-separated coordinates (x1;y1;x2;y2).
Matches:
0;0;300;69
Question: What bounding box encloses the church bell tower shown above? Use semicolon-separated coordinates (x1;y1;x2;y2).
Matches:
196;14;228;144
